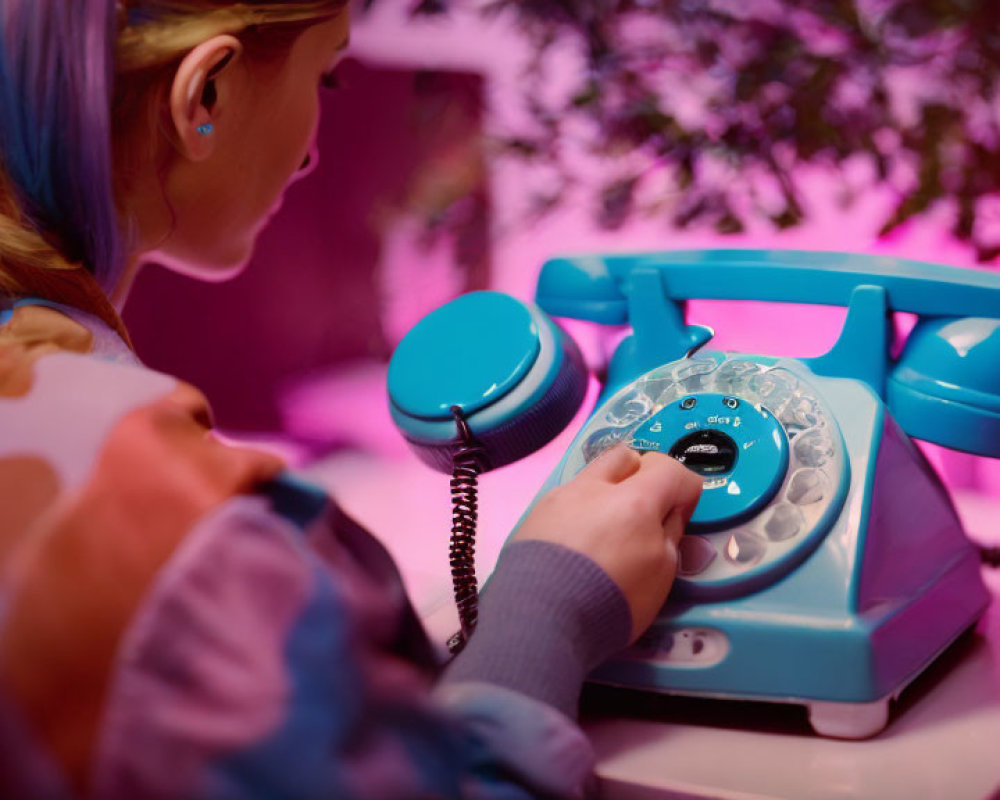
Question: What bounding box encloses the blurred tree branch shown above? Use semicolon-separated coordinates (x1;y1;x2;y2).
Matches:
382;0;1000;262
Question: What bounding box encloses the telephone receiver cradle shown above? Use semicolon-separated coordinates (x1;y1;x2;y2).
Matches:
387;250;1000;739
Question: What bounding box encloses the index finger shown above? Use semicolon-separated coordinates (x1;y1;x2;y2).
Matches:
625;450;703;524
577;443;642;485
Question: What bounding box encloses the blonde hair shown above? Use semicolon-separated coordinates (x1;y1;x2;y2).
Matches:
116;2;343;72
0;0;345;343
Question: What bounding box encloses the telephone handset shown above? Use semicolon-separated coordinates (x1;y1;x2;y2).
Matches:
387;249;1000;737
387;291;589;651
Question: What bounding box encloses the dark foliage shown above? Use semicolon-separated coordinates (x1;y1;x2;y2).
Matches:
386;1;1000;261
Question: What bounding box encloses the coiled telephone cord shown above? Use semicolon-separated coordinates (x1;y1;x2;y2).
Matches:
447;405;488;655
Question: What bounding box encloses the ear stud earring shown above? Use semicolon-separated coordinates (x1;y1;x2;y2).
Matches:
196;123;214;136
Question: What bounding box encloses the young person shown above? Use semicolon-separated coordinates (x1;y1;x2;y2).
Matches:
0;2;702;797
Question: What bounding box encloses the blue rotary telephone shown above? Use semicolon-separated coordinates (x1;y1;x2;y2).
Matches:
386;249;999;738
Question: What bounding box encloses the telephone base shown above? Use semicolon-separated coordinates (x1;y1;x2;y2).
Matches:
803;617;984;739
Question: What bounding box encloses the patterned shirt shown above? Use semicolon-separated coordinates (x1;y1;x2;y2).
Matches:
0;298;631;799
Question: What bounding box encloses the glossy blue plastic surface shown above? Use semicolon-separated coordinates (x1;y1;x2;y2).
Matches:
887;316;1000;456
806;285;890;398
388;291;540;419
630;393;788;530
537;250;1000;456
610;268;715;387
895;316;1000;406
537;249;1000;320
387;293;589;472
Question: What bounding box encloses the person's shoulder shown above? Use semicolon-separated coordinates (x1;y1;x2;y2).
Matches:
0;304;286;567
0;308;289;792
0;299;168;399
0;307;185;497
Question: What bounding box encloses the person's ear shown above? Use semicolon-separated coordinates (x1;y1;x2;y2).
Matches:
168;35;243;162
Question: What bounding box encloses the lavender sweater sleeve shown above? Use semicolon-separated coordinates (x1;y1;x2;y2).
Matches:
442;540;633;718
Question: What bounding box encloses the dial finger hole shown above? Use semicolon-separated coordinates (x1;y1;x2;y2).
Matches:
605;389;653;427
763;502;804;541
786;468;828;505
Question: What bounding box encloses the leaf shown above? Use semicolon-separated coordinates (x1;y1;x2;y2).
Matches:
771;206;802;230
597;175;639;229
411;0;449;14
571;81;602;107
499;137;545;158
714;209;745;235
975;242;1000;263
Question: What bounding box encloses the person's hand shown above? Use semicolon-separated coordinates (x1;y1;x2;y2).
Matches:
513;444;703;642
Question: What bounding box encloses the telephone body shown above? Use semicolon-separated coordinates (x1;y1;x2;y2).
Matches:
387;250;1000;738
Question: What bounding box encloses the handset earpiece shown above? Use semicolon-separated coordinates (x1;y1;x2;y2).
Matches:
888;315;1000;456
388;291;589;652
388;291;588;472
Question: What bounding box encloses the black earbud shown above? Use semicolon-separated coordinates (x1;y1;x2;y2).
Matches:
201;80;217;110
201;50;235;111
